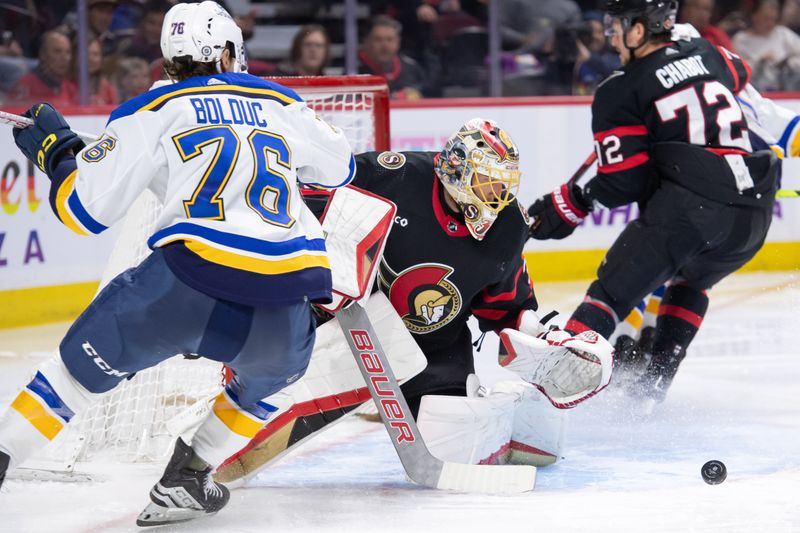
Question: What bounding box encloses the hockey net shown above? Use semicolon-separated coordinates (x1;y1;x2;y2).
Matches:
30;76;390;472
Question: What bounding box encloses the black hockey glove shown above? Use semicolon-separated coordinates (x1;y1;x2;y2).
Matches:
528;183;591;240
12;103;85;178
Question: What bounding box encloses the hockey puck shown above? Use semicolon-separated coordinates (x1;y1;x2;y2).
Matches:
701;460;727;484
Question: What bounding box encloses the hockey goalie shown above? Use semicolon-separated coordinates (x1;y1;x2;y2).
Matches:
215;138;614;486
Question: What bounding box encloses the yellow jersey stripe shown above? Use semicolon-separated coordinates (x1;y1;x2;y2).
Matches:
645;297;662;315
624;309;644;330
54;170;89;236
182;239;330;274
212;392;265;439
11;390;64;440
137;85;297;113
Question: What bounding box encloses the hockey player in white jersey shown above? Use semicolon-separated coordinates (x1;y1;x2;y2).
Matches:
0;1;354;526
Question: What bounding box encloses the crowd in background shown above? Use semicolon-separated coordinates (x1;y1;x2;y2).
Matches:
2;0;800;107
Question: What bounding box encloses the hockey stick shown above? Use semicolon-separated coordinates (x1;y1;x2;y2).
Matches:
567;151;598;187
0;110;98;143
338;303;537;494
529;151;597;234
776;189;800;198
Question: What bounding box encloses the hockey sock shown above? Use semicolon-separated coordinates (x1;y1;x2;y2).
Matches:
612;298;646;344
191;379;279;468
565;284;618;339
642;284;666;332
0;353;99;468
651;283;709;362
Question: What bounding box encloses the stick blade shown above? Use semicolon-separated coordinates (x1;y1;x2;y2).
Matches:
437;463;536;494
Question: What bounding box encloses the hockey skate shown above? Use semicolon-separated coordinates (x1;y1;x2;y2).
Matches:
628;344;686;413
136;438;229;527
0;450;9;490
612;326;657;388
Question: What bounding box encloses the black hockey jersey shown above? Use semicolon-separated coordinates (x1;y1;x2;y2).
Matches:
585;37;752;208
307;151;538;396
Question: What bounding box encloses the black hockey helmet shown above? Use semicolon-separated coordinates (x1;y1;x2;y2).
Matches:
603;0;678;36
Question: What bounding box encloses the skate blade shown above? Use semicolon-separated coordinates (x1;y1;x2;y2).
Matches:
136;501;217;527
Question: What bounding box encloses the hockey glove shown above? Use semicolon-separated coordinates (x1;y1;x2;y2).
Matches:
12;103;85;178
528;183;591;240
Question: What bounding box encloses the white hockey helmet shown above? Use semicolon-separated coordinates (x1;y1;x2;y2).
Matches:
434;118;521;240
161;1;247;74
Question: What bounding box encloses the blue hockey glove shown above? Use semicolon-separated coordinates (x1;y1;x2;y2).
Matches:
12;103;85;178
528;183;591;240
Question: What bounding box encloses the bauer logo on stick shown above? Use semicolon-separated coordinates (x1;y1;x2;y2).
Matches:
348;328;415;444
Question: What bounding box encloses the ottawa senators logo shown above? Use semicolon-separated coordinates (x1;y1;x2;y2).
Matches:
378;260;462;334
377;151;406;170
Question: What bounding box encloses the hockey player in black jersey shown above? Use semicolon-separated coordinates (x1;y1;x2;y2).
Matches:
528;0;778;410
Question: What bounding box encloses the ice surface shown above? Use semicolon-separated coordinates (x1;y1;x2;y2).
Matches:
0;273;798;532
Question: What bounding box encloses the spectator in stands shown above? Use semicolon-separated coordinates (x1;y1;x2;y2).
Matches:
114;56;151;102
74;38;118;105
61;0;119;58
432;0;484;48
6;31;77;108
573;11;621;95
276;25;331;77
679;0;736;49
500;0;582;53
115;0;170;64
733;0;800;90
369;1;438;62
358;15;428;100
0;2;60;59
0;30;32;94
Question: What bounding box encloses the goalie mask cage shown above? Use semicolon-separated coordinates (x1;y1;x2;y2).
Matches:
28;76;390;473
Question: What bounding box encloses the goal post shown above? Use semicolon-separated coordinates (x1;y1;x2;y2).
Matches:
28;76;391;472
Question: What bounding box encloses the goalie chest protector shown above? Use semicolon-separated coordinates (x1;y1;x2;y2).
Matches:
346;151;538;360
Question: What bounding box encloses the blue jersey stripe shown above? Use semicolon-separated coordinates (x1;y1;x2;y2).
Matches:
225;378;279;420
26;371;75;423
67;190;108;234
148;222;327;257
778;115;800;154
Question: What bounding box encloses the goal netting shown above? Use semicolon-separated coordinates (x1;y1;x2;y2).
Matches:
28;76;390;473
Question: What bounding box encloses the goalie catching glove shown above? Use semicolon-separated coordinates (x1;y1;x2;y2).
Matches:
499;310;613;408
12;103;85;177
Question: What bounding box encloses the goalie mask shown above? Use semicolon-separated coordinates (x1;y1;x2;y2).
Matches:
161;1;247;75
434;118;521;241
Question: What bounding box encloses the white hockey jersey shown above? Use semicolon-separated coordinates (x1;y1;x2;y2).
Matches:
52;72;355;305
737;83;800;158
672;24;800;158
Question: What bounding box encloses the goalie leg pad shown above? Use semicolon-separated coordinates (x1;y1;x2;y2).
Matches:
0;353;99;469
493;381;566;467
416;380;566;468
417;388;516;466
213;293;426;483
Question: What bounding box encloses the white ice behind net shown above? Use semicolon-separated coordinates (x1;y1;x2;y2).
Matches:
31;87;380;470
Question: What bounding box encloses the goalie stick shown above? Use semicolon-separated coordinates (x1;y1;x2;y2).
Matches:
337;303;537;494
0;110;98;143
